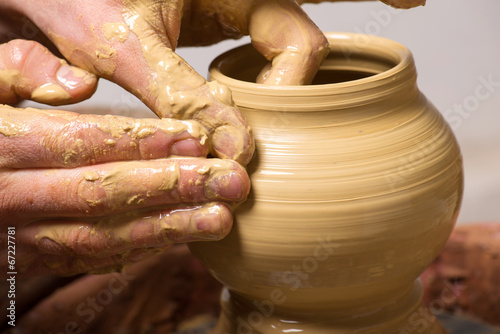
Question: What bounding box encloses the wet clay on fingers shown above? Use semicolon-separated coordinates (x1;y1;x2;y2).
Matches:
189;33;462;333
103;22;130;42
121;0;254;165
0;105;209;168
0;104;31;137
28;202;232;275
30;83;71;104
47;29;118;78
249;0;329;85
0;40;97;105
77;158;243;212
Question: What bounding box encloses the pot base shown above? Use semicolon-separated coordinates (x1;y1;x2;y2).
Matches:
210;281;447;334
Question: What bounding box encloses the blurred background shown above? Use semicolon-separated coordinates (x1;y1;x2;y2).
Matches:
22;0;500;224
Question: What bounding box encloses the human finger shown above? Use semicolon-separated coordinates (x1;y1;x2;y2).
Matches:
0;158;249;219
0;104;209;168
14;3;254;165
14;245;168;277
21;203;231;259
249;0;329;85
0;39;97;105
112;10;255;165
16;203;232;276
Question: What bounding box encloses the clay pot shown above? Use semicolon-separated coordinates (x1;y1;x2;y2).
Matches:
189;32;463;333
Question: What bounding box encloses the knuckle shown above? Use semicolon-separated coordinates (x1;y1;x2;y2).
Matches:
0;132;21;169
308;32;329;58
3;39;38;70
74;174;106;215
60;225;105;257
158;212;189;243
42;121;94;167
0;172;22;215
37;237;65;255
69;225;94;254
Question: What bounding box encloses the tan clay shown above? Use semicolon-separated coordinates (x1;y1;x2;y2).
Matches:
102;22;130;42
122;0;209;118
189;32;462;333
94;114;207;141
0;69;20;87
249;0;329;85
34;157;238;256
0;104;208;168
47;30;117;78
121;0;254;165
0;104;31;137
31;83;71;104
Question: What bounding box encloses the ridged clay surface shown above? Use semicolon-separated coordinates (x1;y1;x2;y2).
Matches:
190;32;463;333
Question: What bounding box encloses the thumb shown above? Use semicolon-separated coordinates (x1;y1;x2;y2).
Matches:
116;4;255;165
249;0;329;85
22;1;254;165
0;39;97;105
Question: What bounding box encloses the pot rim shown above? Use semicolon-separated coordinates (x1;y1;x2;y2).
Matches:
209;32;417;106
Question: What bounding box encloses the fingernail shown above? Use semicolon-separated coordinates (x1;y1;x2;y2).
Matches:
56;63;96;89
207;171;245;201
191;210;224;240
170;139;202;156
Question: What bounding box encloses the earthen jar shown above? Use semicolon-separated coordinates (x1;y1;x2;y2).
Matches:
189;32;463;334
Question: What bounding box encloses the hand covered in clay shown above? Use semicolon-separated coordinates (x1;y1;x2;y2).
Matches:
0;0;425;162
0;1;263;278
0;104;250;278
0;0;326;279
0;0;423;278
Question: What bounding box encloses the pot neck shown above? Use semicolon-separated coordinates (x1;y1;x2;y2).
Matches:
209;32;420;112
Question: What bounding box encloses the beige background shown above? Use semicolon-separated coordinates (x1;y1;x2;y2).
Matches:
22;0;500;224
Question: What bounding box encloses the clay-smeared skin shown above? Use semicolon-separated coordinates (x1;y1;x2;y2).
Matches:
0;0;424;277
0;39;98;105
0;0;255;165
0;105;250;277
0;0;425;163
177;0;330;86
249;0;329;85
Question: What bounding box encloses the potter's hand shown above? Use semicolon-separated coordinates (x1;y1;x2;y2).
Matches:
0;3;255;166
0;40;99;106
0;0;339;166
0;105;250;278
